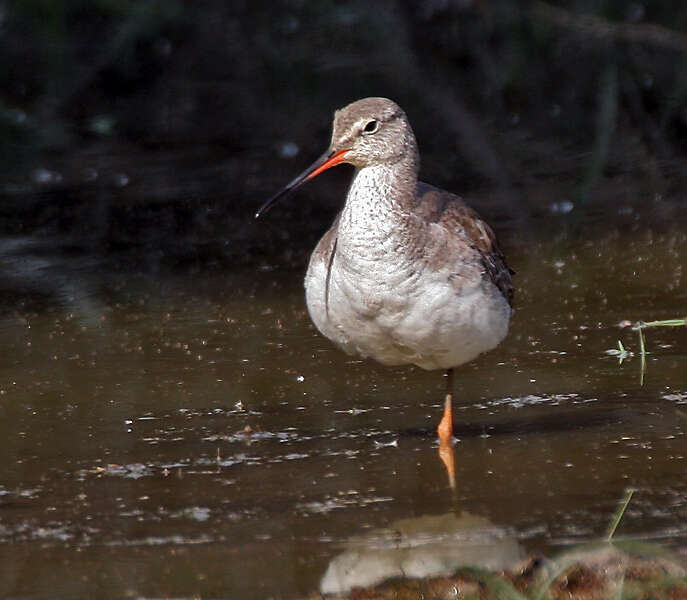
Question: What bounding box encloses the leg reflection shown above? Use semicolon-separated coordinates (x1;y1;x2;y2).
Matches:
438;438;456;492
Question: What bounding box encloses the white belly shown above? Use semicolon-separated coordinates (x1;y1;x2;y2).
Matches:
304;240;510;371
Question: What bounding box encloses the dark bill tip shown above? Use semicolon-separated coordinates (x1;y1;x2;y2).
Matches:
255;149;350;219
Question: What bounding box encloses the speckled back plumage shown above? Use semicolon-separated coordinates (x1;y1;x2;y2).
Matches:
414;182;514;308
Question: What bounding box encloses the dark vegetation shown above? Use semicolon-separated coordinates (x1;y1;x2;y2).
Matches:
1;0;686;267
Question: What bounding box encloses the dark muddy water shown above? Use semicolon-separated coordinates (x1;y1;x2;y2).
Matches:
0;198;685;599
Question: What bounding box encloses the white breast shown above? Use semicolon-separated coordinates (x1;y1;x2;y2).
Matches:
304;167;511;371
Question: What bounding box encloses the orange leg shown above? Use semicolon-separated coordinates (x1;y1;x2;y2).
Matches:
436;369;454;443
437;369;456;490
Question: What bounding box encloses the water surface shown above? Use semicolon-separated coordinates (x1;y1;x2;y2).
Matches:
0;197;685;599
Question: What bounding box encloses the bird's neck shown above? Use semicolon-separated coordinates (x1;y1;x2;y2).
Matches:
334;157;424;268
341;157;418;224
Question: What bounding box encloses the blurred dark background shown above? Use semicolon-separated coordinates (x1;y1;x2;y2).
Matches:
1;0;686;269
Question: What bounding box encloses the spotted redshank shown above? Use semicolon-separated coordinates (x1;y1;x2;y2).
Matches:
257;97;513;447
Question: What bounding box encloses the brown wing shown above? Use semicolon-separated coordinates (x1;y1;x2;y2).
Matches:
415;182;514;307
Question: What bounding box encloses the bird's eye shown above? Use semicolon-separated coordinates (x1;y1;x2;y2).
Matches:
362;120;379;134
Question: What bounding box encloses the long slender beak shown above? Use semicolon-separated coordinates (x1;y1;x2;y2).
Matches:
255;148;351;218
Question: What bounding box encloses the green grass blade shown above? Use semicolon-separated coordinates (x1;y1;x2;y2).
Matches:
639;318;686;328
606;488;636;541
638;328;646;385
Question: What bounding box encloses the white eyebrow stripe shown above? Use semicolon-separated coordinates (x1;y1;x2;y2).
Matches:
354;117;371;131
